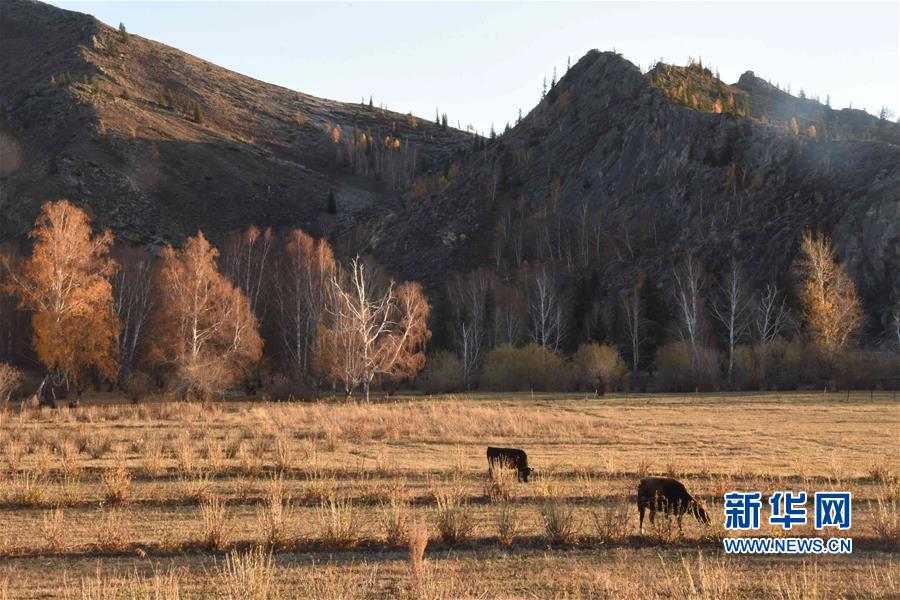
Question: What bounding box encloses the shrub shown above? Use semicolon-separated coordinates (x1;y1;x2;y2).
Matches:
422;351;464;393
540;499;579;544
408;520;428;591
201;496;229;551
0;363;23;404
495;503;520;545
257;486;292;549
380;496;409;546
103;453;133;505
484;461;517;502
94;506;129;552
434;488;474;544
572;343;627;393
218;547;275;600
480;343;575;391
42;507;66;552
654;341;721;392
317;497;360;548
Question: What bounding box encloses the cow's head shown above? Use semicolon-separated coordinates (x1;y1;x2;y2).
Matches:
692;500;711;525
522;467;534;482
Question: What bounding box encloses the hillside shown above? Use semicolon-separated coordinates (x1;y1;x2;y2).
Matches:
0;0;471;244
1;0;898;340
370;51;899;335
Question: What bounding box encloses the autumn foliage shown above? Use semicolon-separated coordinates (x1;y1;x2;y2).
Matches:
152;232;263;399
795;231;863;357
8;200;119;391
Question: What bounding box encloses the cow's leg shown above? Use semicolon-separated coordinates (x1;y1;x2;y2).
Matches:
639;504;645;534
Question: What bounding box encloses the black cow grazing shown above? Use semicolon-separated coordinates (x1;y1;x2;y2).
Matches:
487;447;533;482
637;477;710;533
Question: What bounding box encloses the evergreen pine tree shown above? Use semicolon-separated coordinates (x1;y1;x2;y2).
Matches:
541;77;547;99
551;66;557;88
118;22;129;43
327;190;337;214
368;95;373;108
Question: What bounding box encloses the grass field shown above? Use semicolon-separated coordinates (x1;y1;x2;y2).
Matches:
0;392;897;599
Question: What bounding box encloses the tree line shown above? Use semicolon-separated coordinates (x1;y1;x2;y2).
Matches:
0;201;429;403
0;199;894;404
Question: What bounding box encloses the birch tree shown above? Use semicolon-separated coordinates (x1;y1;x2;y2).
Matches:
274;229;335;379
7;200;119;395
153;232;262;400
711;260;751;384
317;257;430;401
111;245;155;388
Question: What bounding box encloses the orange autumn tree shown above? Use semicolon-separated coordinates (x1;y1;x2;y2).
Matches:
9;200;119;393
316;257;430;401
152;232;262;400
795;231;863;359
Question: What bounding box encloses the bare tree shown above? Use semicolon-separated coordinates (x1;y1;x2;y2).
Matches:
524;264;565;351
111;245;155;388
620;271;645;372
711;260;752;384
221;226;274;323
672;255;705;356
753;283;789;344
447;269;494;389
317;257;430;401
274;229;336;379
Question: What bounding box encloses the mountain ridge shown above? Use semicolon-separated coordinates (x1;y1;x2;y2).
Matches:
1;0;898;339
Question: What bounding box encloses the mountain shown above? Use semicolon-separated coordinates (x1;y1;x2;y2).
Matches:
2;0;898;338
369;52;899;334
0;0;470;245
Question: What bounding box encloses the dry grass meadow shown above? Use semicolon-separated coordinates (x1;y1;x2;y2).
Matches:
0;391;897;599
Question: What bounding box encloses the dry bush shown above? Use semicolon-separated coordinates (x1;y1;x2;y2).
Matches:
408;520;428;589
174;432;195;474
655;341;721;392
223;433;242;460
218;546;275;600
180;472;213;505
380;495;410;545
540;499;579;545
57;438;81;478
484;461;517;502
592;503;632;543
42;507;66;552
94;506;129;552
572;343;627;392
144;436;165;477
32;443;53;478
433;487;474;544
201;437;224;473
0;363;23;405
238;444;263;477
257;487;293;548
201;495;229;551
8;471;49;506
422;350;464;393
306;470;337;503
273;436;293;474
86;431;113;460
3;436;22;472
495;503;520;546
317;497;360;548
873;484;899;543
480;343;576;391
103;453;132;505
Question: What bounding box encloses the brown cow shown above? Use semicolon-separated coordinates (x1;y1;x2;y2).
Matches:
637;476;710;533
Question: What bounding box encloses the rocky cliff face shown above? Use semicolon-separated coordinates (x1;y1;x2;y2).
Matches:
369;51;898;332
2;2;898;336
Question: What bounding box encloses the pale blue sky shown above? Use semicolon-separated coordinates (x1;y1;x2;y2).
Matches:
48;1;899;133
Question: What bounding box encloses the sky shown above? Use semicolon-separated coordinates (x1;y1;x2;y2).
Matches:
47;1;900;133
